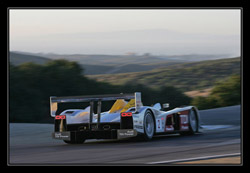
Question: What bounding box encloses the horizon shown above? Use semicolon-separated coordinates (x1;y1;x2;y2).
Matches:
9;9;241;57
11;50;236;58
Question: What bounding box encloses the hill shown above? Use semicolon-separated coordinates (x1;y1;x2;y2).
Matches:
9;51;239;76
9;51;185;75
9;52;51;65
88;57;241;92
13;51;170;65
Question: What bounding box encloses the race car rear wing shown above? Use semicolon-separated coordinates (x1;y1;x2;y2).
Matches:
50;92;142;118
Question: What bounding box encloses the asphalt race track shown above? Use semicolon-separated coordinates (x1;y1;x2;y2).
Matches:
8;105;241;165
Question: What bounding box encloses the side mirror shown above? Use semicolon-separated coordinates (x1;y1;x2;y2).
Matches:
162;103;170;109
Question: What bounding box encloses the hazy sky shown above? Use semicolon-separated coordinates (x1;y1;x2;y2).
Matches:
9;9;241;56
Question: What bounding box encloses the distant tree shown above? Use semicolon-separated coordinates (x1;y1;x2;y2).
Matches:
156;86;191;109
191;75;240;110
210;75;240;106
9;60;87;123
191;96;218;110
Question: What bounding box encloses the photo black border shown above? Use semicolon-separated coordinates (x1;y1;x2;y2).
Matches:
6;6;246;167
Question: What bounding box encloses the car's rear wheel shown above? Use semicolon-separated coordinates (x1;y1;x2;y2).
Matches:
142;110;155;141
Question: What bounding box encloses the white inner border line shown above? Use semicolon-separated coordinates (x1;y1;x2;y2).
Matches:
147;153;241;164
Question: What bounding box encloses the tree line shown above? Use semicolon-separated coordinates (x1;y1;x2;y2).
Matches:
9;59;240;123
191;75;241;110
9;60;191;123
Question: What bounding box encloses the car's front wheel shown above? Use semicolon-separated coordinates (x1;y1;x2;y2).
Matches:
180;108;198;135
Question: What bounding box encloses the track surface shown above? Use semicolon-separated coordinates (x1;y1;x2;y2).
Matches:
9;105;241;165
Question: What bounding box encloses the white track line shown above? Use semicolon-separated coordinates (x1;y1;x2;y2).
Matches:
201;125;234;130
147;153;241;164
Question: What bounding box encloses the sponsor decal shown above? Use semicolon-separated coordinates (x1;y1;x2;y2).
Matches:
180;114;189;131
134;125;143;129
181;126;189;130
52;132;71;140
156;119;162;130
55;115;66;120
121;112;132;117
135;92;143;112
166;125;174;131
117;129;137;139
165;114;174;131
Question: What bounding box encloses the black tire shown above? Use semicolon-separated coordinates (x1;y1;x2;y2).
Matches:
180;108;198;135
142;110;155;141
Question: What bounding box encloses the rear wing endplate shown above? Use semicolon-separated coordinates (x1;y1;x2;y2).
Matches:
50;92;142;117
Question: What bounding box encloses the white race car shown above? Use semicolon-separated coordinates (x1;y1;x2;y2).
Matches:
50;92;201;144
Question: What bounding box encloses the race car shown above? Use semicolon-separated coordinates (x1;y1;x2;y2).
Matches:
50;92;201;144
